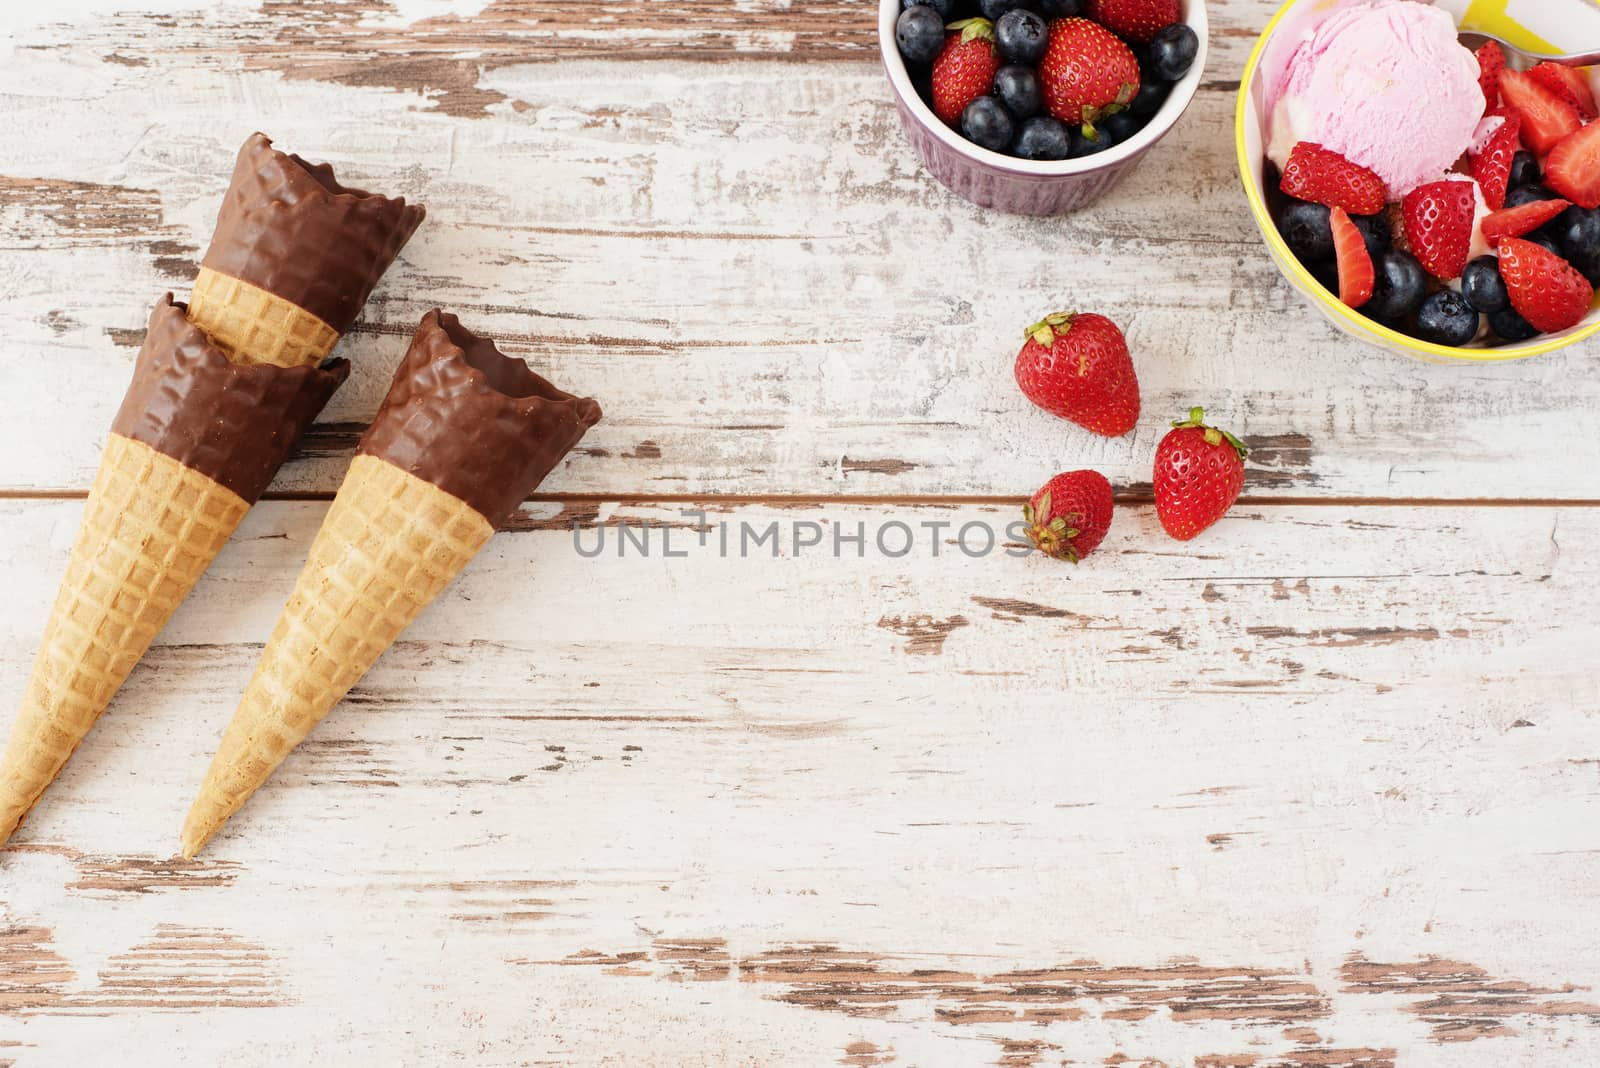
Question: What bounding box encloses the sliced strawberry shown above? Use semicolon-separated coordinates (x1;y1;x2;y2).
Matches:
1470;115;1522;210
1529;62;1598;120
1545;121;1600;210
1500;69;1582;155
1402;181;1477;280
1498;237;1594;333
1476;41;1504;112
1279;142;1388;215
1329;207;1373;308
1480;197;1570;244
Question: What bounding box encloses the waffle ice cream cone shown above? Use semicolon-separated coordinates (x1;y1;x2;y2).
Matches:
182;310;601;856
189;133;424;366
0;297;349;847
0;435;249;842
187;267;339;369
181;456;491;856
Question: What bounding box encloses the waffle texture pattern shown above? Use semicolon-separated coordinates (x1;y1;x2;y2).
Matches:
0;436;249;842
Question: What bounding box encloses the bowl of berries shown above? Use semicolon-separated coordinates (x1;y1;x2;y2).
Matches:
882;0;1208;215
1237;0;1600;362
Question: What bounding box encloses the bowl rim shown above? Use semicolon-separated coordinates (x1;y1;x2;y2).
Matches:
879;0;1210;178
1233;0;1600;363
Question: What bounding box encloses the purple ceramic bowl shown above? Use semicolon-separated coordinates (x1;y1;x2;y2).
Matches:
879;0;1210;215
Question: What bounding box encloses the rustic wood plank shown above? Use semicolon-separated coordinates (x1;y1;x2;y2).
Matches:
0;498;1596;1063
0;1;1595;500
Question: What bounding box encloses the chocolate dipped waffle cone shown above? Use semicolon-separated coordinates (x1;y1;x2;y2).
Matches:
0;297;349;845
188;133;425;368
181;310;601;857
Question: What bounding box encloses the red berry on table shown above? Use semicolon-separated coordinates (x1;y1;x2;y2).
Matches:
1480;197;1571;245
1023;470;1114;563
1083;0;1179;45
1329;207;1374;308
1039;18;1140;130
1153;407;1248;543
1279;141;1388;216
1497;236;1595;333
1401;181;1477;280
1499;69;1581;156
1014;311;1140;438
1544;121;1600;211
1475;40;1504;112
932;19;1001;125
1529;62;1598;121
1470;115;1522;210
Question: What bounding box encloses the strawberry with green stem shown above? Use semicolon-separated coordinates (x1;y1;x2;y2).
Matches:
1014;311;1140;437
1023;470;1114;563
1153;407;1249;542
932;19;1001;124
1039;18;1140;138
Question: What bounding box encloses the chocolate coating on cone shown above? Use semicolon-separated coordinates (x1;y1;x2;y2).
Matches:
358;310;602;528
111;295;350;503
200;133;425;335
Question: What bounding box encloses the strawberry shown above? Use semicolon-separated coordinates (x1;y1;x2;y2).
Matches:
1529;62;1598;121
1500;69;1581;156
1014;311;1140;437
1401;181;1476;280
1023;470;1114;563
1039;18;1140;130
1470;115;1522;210
1152;407;1248;543
931;19;1000;125
1279;142;1388;215
1480;197;1570;244
1475;40;1504;113
1083;0;1179;45
1498;236;1594;333
1329;207;1373;307
1545;121;1600;210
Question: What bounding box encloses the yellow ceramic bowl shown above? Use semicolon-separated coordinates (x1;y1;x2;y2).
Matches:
1236;0;1600;362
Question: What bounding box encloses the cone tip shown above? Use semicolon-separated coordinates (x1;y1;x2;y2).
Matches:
179;810;211;860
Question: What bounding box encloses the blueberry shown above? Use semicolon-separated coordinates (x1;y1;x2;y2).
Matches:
960;96;1015;152
995;9;1048;64
1460;256;1510;314
1036;0;1080;16
1127;79;1168;118
1070;126;1115;157
1489;306;1539;342
1508;150;1541;191
993;65;1042;119
1276;199;1334;262
902;0;957;18
1365;249;1427;322
1013;116;1072;160
979;0;1035;19
1504;183;1561;208
1099;111;1143;146
1308;258;1340;297
1552;204;1600;264
1351;212;1391;259
1148;24;1199;82
1526;232;1561;256
895;6;946;65
1414;290;1479;347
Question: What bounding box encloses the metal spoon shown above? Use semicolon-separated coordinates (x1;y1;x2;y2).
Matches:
1455;31;1600;70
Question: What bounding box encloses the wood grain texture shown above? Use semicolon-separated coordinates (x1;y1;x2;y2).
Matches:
0;499;1596;1062
3;0;1599;1063
1;0;1597;500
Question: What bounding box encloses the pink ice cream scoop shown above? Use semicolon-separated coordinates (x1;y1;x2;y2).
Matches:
1265;0;1484;199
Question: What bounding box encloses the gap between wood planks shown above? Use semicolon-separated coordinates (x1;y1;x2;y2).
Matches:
1;490;1598;508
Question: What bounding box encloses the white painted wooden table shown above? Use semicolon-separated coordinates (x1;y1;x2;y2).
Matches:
2;1;1598;1064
